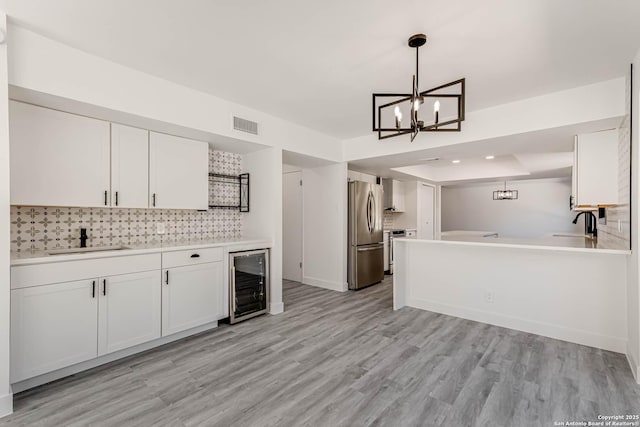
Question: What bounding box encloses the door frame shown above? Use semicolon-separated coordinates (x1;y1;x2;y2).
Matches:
418;182;438;240
282;170;303;282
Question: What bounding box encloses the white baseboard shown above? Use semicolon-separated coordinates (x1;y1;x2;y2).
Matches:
0;392;12;418
408;297;626;354
303;276;347;292
269;301;284;314
626;345;640;383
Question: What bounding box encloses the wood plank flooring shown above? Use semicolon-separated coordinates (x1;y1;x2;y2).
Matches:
2;276;639;426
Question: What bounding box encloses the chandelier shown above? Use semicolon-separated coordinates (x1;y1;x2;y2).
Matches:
372;34;466;142
493;182;519;200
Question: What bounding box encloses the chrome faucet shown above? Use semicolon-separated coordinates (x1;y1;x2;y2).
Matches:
572;212;597;237
80;228;88;248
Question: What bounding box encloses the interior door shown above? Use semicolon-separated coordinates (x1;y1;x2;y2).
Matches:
419;184;435;240
283;171;303;282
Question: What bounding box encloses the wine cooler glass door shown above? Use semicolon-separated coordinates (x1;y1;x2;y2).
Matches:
230;249;269;323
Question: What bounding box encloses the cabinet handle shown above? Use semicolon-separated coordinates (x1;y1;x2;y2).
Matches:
190;253;200;258
115;191;119;206
92;280;96;298
165;270;169;285
103;279;107;296
152;193;156;207
104;190;108;206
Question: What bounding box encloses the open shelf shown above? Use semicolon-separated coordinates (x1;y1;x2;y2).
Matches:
208;173;249;212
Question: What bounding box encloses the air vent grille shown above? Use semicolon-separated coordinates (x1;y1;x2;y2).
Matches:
233;116;259;135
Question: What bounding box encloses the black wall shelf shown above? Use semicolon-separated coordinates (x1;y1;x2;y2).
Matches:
208;173;249;212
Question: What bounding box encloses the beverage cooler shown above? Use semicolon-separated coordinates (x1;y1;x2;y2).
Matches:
229;249;269;324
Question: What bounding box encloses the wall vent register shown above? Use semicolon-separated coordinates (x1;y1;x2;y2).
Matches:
233;116;259;135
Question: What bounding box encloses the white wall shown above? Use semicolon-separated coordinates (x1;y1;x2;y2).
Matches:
243;147;283;313
7;25;343;163
394;239;628;353
627;52;640;381
302;163;348;291
441;178;583;238
0;12;11;418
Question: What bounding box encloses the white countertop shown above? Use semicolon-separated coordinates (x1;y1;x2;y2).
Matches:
11;238;272;266
396;235;630;255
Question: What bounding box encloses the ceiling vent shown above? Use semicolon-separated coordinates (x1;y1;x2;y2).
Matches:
233;116;259;135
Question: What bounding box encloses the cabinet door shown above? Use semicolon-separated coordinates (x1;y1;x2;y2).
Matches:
575;129;618;206
11;280;98;382
392;180;405;212
162;262;223;336
111;123;149;208
149;132;209;210
98;270;161;356
10;101;110;207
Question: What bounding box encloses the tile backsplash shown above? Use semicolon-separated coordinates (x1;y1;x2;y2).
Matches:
11;149;243;253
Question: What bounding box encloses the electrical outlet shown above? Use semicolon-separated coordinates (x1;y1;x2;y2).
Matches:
484;291;494;304
156;222;166;235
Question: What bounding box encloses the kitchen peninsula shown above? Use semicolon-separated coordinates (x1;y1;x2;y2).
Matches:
393;237;630;358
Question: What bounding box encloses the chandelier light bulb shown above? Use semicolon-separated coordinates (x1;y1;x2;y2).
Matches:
394;106;401;118
414;99;420;111
434;100;440;113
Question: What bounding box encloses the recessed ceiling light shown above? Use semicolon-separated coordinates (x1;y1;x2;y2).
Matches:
451;159;461;164
485;155;495;160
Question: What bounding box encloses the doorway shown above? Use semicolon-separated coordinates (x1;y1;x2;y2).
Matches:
418;183;435;239
283;169;303;282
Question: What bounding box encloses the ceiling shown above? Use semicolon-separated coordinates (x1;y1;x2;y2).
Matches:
348;117;621;185
0;0;638;140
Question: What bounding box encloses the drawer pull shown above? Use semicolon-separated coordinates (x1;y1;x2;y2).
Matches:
190;254;200;258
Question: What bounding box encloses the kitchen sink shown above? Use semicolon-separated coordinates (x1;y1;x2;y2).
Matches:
47;246;130;255
551;233;594;240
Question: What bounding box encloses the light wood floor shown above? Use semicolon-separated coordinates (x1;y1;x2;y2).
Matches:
2;277;639;426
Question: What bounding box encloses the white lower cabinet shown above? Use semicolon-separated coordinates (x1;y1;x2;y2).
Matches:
98;271;162;356
10;247;232;385
162;262;224;336
11;280;99;383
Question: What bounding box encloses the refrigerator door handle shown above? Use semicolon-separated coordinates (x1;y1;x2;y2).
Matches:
367;191;371;233
358;245;383;252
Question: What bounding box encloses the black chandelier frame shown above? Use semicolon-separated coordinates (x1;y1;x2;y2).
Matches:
372;34;466;141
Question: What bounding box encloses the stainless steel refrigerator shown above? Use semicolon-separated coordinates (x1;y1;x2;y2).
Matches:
348;181;384;290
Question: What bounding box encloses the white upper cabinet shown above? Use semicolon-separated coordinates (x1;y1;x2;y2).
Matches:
392;180;406;212
149;132;209;210
111;123;149;208
572;129;618;208
10;101;110;207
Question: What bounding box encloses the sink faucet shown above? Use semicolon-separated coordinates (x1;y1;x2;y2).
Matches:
80;228;88;248
572;212;597;237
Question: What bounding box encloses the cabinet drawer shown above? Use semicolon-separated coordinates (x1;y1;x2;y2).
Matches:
11;253;161;290
162;247;223;268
